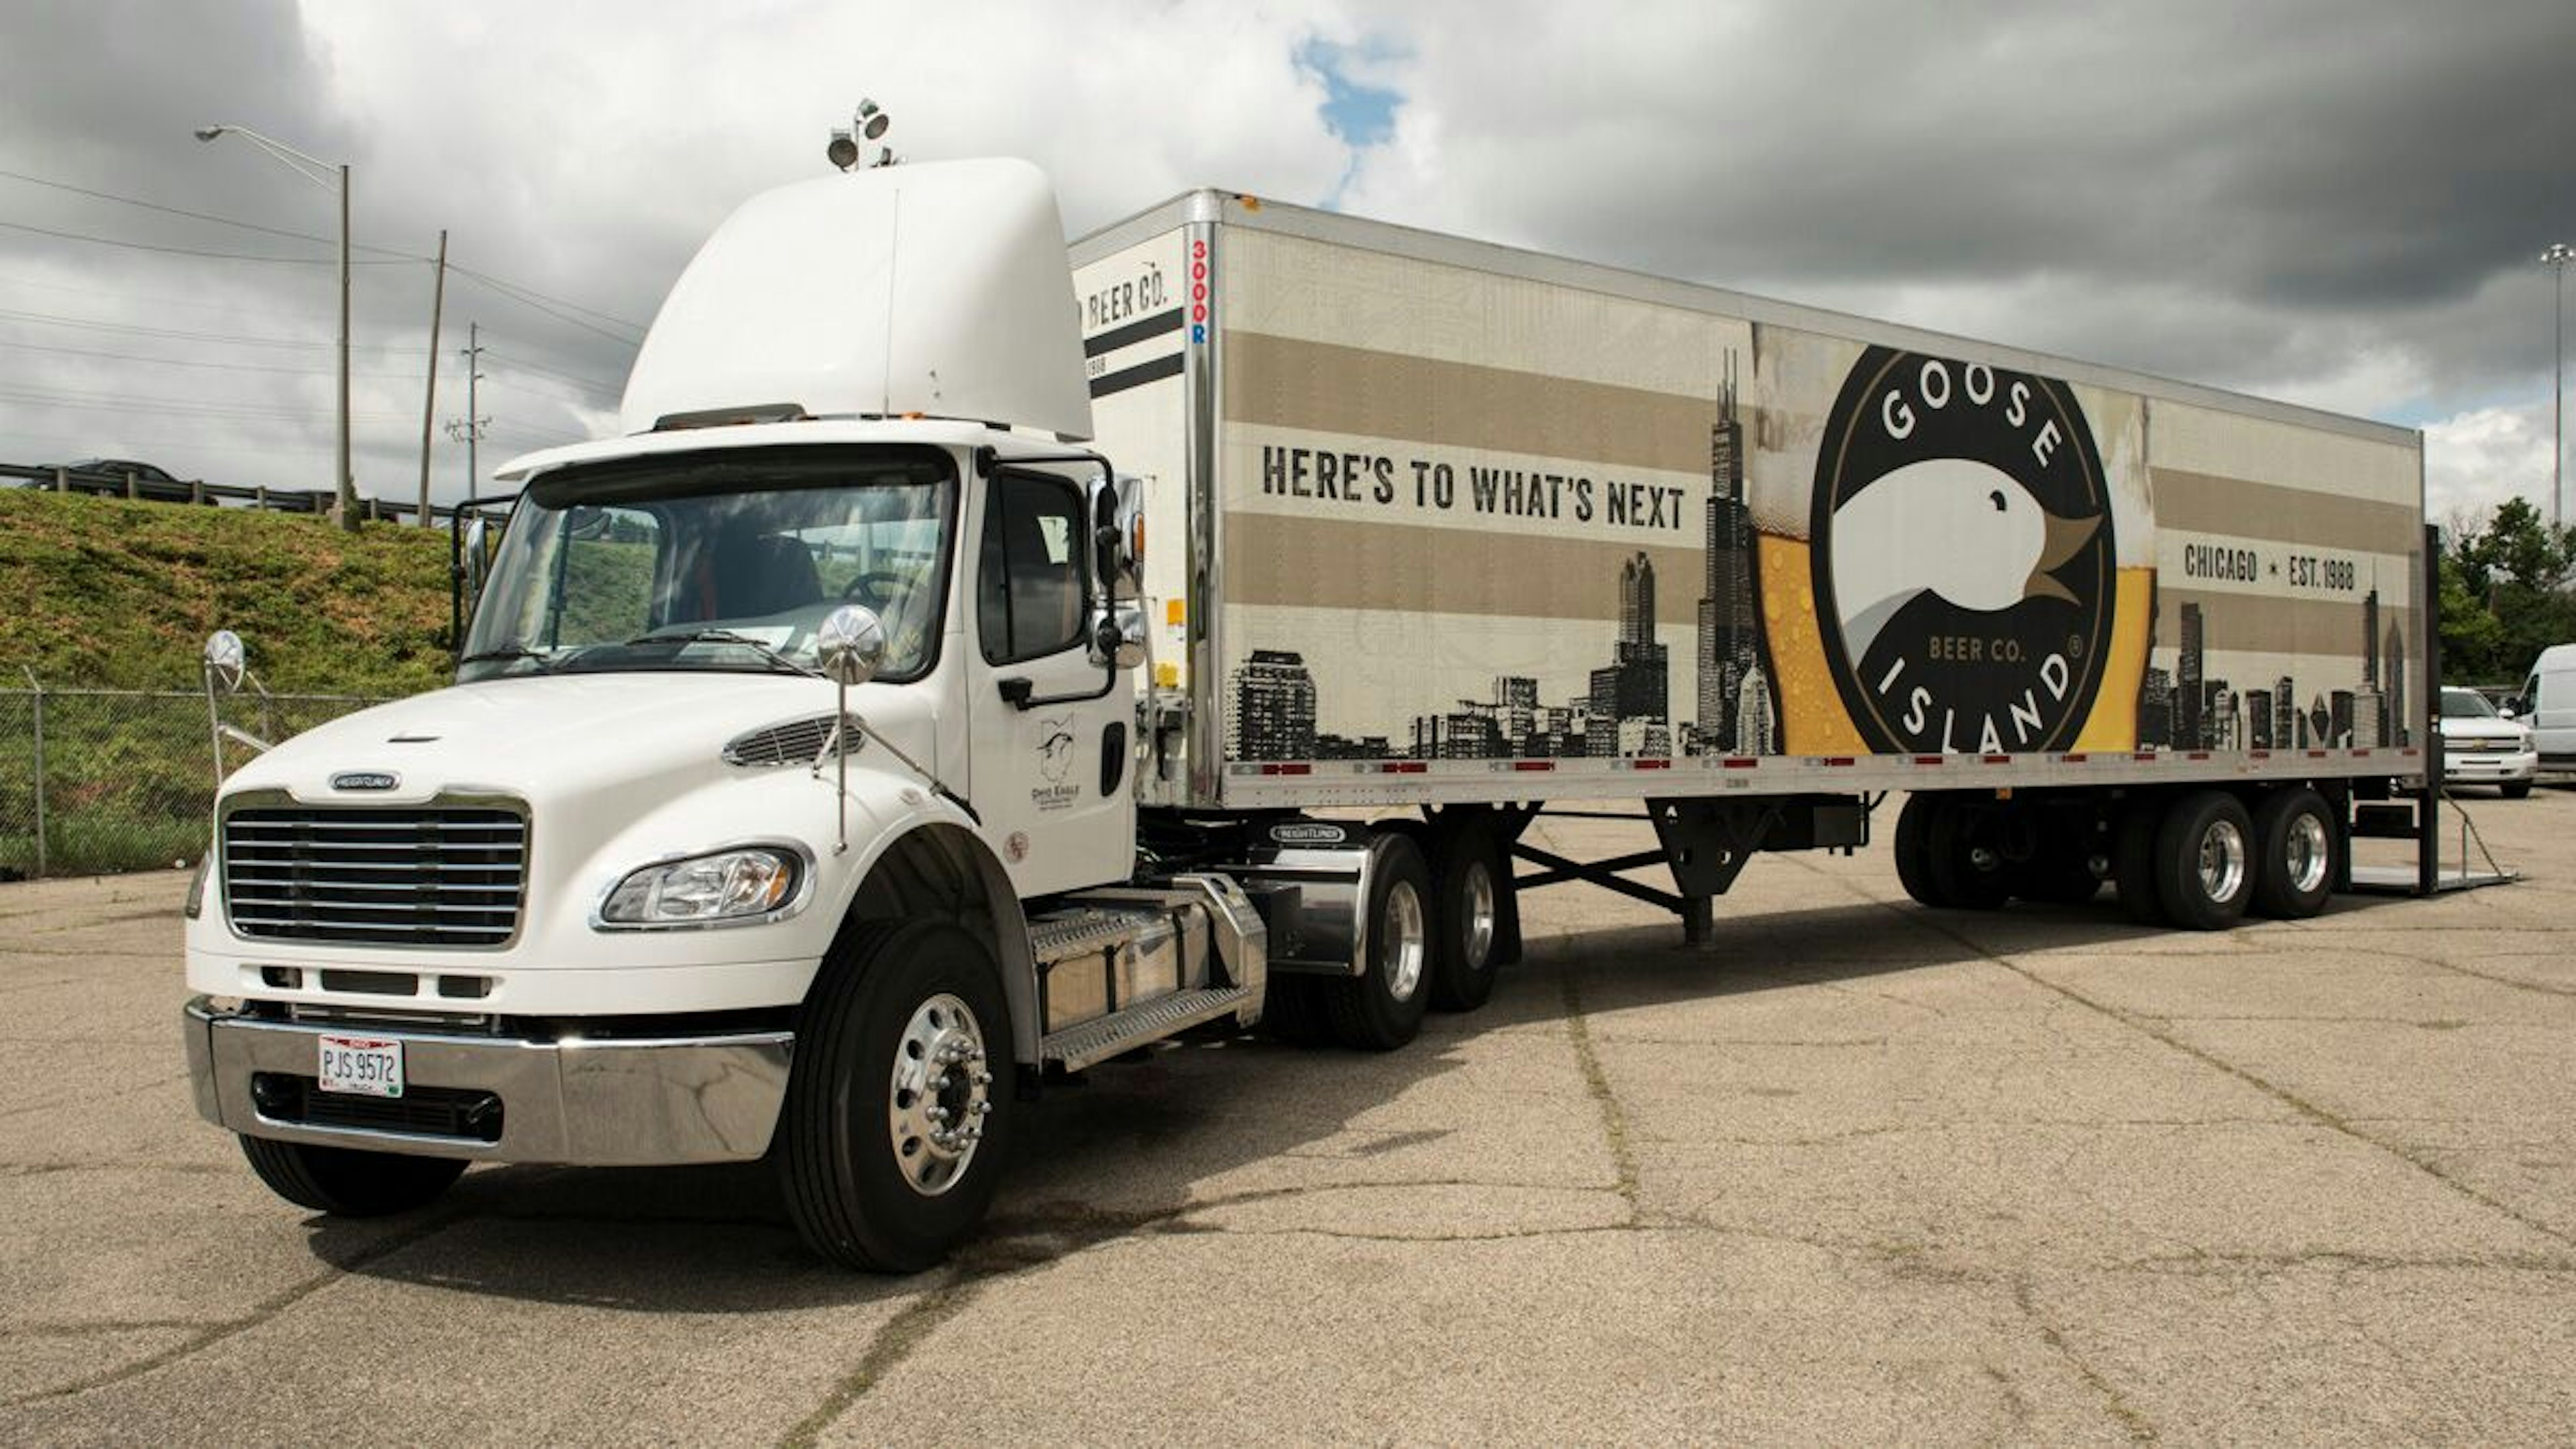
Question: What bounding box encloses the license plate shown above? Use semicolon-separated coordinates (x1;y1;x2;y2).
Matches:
318;1035;405;1098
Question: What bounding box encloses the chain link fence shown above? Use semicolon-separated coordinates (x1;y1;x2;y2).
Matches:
0;678;390;880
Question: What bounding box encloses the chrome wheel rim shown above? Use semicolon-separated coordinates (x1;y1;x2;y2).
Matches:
2198;819;2248;904
1458;859;1497;970
885;992;990;1197
2284;812;2330;895
1382;879;1427;1002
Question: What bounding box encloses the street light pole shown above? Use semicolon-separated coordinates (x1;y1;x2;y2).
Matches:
2545;243;2575;530
195;124;359;532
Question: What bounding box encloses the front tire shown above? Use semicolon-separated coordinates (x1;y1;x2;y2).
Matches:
1324;831;1434;1051
238;1136;465;1216
780;919;1012;1272
2154;790;2254;931
2250;787;2336;919
2502;782;2533;800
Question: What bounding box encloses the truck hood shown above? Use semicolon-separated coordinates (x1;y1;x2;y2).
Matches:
219;672;940;809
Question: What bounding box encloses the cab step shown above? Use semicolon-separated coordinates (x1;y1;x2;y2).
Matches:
1039;986;1252;1072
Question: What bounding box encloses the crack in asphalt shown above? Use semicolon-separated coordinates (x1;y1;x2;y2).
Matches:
1776;852;2576;1256
0;1205;472;1409
1556;971;1642;1217
2012;1275;2158;1442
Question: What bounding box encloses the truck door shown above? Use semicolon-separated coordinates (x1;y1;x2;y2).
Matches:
965;467;1136;896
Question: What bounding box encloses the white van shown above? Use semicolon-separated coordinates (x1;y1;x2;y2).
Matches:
2516;643;2576;771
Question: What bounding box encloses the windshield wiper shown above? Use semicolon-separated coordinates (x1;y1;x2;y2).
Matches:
457;644;555;672
622;627;819;678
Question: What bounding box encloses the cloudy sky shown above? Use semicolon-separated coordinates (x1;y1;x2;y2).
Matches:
1;1;2569;524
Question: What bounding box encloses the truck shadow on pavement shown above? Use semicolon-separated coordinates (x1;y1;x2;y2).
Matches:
305;887;2416;1311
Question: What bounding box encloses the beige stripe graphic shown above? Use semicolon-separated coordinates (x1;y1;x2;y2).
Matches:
1224;331;1717;476
1226;511;1703;621
2157;588;2410;654
2151;469;2422;553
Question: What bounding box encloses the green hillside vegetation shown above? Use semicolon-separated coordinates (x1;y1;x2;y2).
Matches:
0;490;463;876
0;488;458;694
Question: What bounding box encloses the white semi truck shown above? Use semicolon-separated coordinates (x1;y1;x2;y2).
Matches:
183;158;2438;1269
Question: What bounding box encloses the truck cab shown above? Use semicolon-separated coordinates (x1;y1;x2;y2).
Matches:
183;159;1275;1271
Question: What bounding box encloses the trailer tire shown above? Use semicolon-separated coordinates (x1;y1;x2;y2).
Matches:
1324;831;1434;1051
1892;794;1948;907
1426;820;1506;1012
238;1136;466;1217
2153;790;2255;931
2250;787;2336;919
1925;797;2011;910
779;919;1012;1273
2113;798;2165;924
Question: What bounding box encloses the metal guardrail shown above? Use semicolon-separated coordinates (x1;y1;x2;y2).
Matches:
0;461;506;525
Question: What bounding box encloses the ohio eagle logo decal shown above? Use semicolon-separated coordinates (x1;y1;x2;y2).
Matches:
1811;346;2114;754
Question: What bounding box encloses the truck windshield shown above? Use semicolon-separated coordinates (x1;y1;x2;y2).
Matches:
459;445;954;683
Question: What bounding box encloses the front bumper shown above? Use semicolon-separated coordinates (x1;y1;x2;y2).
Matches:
183;998;793;1165
2443;749;2538;784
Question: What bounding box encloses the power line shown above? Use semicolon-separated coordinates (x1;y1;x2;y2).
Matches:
0;304;337;350
0;268;340;324
0;217;417;265
0;165;372;250
0;165;649;337
0;424;330;460
0;337;428;380
0;384;408;424
482;347;622;395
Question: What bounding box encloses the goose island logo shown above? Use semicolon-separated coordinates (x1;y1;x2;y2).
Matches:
1811;346;2114;754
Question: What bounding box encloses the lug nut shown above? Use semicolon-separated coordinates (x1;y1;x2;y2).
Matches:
973;1100;992;1116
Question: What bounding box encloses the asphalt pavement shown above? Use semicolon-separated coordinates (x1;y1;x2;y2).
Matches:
3;788;2572;1444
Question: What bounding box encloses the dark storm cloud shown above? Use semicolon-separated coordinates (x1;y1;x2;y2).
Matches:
1346;0;2575;408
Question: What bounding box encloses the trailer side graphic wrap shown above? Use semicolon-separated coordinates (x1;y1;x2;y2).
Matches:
1208;229;2416;780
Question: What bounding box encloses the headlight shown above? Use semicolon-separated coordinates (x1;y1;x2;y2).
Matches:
598;847;803;928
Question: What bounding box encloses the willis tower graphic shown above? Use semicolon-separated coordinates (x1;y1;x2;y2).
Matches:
1695;356;1778;753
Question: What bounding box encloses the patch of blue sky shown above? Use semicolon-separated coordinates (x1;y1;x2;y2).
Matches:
1297;36;1404;209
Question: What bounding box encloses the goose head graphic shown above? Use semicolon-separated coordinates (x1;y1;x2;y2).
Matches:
1828;456;2100;659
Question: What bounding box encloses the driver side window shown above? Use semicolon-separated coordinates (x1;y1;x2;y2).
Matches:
978;474;1087;665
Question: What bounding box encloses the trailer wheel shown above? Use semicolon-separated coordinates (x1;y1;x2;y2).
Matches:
2112;797;2165;924
2153;790;2255;931
779;919;1012;1272
2250;787;2336;919
1925;797;2011;910
238;1136;466;1217
1892;794;1948;907
1427;820;1506;1012
1324;831;1433;1051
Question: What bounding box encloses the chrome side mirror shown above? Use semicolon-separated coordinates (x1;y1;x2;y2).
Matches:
461;517;492;615
1104;600;1146;670
203;630;246;694
817;604;885;687
1108;473;1145;598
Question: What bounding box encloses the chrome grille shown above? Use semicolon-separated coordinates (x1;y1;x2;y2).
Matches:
222;806;527;948
724;713;861;767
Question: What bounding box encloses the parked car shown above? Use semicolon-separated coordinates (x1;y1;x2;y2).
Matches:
2514;643;2576;775
42;459;211;504
2438;686;2536;798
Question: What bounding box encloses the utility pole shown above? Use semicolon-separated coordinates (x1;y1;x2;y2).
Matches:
2544;243;2573;529
445;322;489;498
337;161;354;531
416;229;447;526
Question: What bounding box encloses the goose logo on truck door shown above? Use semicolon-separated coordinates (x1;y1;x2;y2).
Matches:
1811;346;2114;754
